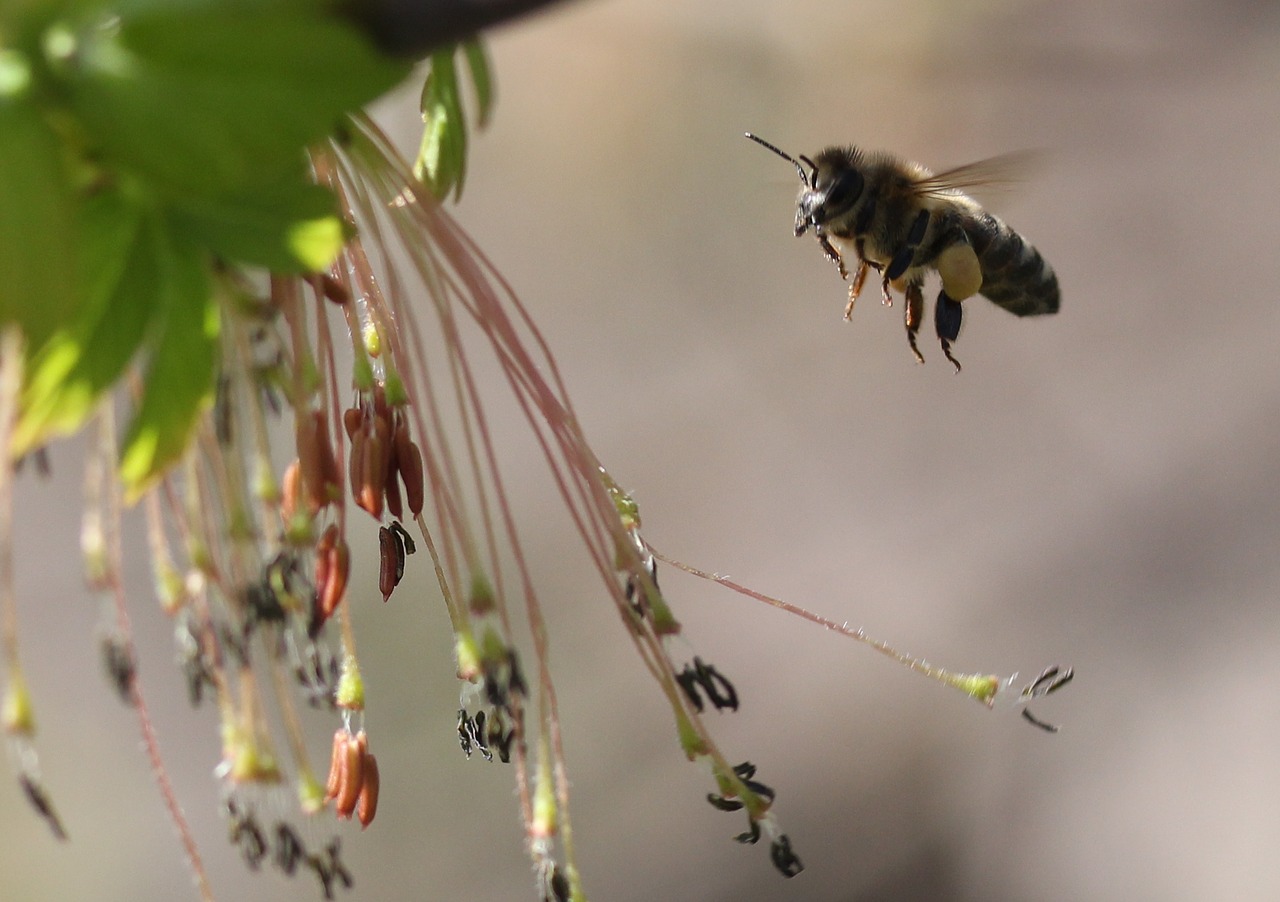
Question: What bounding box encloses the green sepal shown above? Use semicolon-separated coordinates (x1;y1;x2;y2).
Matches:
413;39;493;200
462;40;493;127
416;47;468;200
335;653;364;711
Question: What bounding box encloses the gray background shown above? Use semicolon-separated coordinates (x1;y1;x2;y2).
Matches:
4;0;1280;899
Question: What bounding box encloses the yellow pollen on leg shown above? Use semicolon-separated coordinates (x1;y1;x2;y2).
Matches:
936;243;983;300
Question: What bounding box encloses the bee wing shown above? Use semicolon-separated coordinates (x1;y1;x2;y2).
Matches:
912;150;1042;198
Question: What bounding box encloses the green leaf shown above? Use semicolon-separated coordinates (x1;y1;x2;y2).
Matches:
59;4;411;194
14;191;152;454
0;81;78;350
171;175;348;272
118;229;218;502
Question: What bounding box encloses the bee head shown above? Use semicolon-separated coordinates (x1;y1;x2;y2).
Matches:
798;147;865;235
745;134;864;238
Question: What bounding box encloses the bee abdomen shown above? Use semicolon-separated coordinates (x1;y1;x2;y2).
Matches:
964;212;1059;317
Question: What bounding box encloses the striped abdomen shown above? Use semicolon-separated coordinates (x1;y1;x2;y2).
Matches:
962;212;1059;317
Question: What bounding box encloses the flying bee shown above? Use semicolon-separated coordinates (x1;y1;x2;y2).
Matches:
746;133;1059;371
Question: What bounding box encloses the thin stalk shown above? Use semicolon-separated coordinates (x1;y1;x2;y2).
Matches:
97;406;216;902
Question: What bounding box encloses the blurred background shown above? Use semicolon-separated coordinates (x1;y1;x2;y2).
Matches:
5;0;1280;899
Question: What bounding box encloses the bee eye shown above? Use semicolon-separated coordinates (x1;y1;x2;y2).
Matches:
820;169;863;214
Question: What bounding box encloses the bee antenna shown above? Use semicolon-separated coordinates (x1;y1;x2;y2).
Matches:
744;132;812;188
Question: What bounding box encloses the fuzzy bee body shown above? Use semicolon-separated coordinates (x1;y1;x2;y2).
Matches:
749;136;1059;370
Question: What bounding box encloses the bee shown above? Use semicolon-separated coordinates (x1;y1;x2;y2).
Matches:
746;133;1059;371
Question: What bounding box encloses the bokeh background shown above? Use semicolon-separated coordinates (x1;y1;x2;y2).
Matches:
5;0;1280;899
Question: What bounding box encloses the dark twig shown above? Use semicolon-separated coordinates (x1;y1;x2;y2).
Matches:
341;0;578;57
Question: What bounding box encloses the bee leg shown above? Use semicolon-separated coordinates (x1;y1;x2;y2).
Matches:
885;209;930;282
881;209;930;308
816;233;847;279
844;260;869;320
934;290;963;373
904;281;925;364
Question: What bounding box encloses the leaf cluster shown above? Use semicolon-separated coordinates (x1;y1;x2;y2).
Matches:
0;0;410;495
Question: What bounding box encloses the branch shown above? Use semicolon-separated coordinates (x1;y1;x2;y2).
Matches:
343;0;579;57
